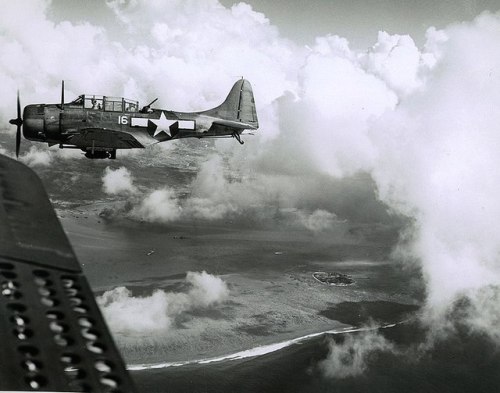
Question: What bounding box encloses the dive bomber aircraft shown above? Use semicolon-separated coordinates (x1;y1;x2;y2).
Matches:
9;79;258;159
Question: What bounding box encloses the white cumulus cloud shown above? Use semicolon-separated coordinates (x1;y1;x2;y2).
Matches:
19;145;53;167
297;209;338;233
102;166;137;195
319;329;396;379
97;271;229;336
131;188;183;222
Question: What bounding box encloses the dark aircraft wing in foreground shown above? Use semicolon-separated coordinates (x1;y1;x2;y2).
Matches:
0;154;136;392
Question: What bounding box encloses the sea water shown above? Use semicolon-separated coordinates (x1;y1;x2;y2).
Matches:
131;321;500;393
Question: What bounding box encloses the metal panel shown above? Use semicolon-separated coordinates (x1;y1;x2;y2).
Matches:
0;155;137;393
0;155;78;271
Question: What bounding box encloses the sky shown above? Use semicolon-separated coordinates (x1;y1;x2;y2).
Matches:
50;0;500;48
232;0;500;47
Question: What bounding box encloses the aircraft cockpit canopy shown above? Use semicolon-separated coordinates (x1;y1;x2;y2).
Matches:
68;95;139;112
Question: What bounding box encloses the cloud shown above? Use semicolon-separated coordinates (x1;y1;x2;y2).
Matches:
102;0;296;119
19;145;52;166
102;166;137;195
279;12;500;375
131;187;183;223
362;32;430;96
16;143;89;165
0;145;11;158
184;155;258;219
461;286;500;342
366;14;500;323
97;286;171;334
243;12;500;346
185;270;230;307
319;328;396;379
97;271;229;336
296;209;339;232
114;155;351;231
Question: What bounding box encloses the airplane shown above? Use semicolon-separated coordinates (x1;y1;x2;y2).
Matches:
0;153;137;392
9;78;259;159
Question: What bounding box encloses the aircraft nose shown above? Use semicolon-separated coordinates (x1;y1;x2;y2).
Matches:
23;104;46;141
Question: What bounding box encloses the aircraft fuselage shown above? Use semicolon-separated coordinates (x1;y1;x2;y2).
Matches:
23;104;246;145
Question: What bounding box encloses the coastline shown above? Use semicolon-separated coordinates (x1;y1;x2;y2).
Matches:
127;323;399;370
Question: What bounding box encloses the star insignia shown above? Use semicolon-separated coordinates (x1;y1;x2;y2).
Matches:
150;112;176;138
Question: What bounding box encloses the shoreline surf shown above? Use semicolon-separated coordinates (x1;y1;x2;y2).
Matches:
128;322;398;371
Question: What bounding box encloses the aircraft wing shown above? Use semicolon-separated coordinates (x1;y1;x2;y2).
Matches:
0;154;137;392
67;127;145;149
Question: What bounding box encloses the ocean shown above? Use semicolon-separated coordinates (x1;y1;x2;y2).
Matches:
131;319;500;393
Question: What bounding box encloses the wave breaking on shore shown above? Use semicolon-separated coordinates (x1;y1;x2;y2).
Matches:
127;323;397;371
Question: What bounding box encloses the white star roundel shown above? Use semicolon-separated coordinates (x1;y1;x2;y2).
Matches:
151;112;177;137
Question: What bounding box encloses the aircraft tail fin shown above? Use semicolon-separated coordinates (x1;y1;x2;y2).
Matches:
202;79;259;128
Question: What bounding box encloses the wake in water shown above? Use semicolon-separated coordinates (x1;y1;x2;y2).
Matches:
127;323;398;371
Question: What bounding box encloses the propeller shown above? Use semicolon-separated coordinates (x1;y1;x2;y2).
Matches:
8;90;23;158
61;80;64;109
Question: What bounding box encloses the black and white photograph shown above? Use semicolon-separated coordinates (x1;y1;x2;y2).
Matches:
1;1;500;392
